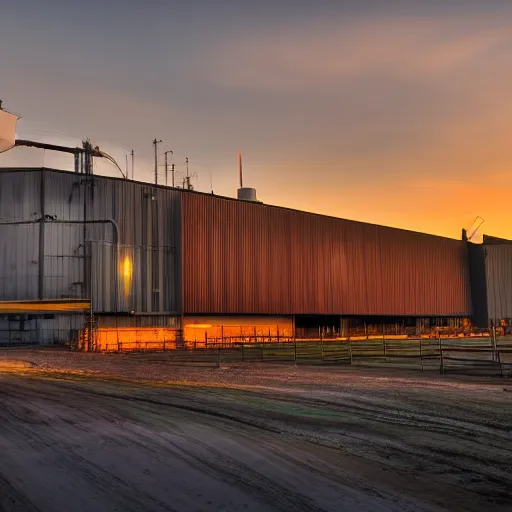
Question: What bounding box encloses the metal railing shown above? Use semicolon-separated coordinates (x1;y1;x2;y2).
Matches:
99;334;512;376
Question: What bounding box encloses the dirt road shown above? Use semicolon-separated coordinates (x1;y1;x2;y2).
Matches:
1;360;511;511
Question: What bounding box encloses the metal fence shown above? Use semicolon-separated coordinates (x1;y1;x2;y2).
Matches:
97;333;512;376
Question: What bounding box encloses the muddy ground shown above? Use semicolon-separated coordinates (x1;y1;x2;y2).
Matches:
1;351;512;511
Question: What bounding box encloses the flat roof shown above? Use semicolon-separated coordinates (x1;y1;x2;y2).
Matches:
0;166;462;242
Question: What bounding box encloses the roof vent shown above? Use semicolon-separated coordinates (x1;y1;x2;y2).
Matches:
237;187;258;202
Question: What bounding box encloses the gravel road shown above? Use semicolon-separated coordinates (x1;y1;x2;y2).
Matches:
1;356;511;511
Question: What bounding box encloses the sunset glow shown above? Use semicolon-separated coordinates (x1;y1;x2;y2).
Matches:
1;1;511;239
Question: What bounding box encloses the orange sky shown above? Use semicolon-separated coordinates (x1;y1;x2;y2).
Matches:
1;2;511;240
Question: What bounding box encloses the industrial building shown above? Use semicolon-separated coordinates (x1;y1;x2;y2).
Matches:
0;164;509;348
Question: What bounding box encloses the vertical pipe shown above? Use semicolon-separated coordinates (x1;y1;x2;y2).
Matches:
238;151;243;188
131;150;135;180
165;152;168;187
153;139;158;185
38;170;46;300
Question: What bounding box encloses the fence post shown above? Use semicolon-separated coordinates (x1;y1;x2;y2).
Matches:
383;324;386;359
438;330;444;374
294;340;297;364
321;335;324;361
277;325;280;343
492;326;497;363
349;339;353;365
89;309;95;352
419;336;423;372
205;331;208;349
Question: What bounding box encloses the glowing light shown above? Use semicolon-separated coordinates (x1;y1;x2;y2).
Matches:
184;324;212;329
122;257;133;279
121;256;133;299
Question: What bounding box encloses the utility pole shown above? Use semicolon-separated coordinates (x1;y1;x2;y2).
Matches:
171;163;175;187
131;149;135;180
152;139;162;185
164;150;173;187
185;157;190;190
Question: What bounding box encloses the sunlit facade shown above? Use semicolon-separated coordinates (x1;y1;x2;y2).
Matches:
0;167;509;349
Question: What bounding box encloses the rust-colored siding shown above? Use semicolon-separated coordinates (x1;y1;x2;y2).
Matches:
183;194;472;316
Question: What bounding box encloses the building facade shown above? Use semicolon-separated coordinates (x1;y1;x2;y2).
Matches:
0;167;505;345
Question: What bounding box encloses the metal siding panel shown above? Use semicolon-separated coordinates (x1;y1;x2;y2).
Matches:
0;169;181;313
485;245;512;321
182;193;471;316
0;171;41;300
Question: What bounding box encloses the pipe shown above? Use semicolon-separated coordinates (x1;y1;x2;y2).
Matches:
15;139;103;157
0;218;120;312
15;140;127;179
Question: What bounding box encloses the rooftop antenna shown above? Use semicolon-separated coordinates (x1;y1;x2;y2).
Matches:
131;149;135;180
183;157;197;190
164;150;173;187
152;138;162;185
171;163;175;187
467;216;485;241
185;157;192;190
238;151;243;188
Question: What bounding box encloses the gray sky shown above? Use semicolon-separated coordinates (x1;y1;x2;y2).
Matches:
1;0;512;238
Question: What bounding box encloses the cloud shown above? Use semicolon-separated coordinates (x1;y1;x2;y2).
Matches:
200;17;511;92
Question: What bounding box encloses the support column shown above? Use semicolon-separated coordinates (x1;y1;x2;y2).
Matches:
38;170;46;300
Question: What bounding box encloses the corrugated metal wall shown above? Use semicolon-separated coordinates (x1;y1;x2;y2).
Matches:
182;193;472;316
0;169;181;314
485;244;512;322
0;170;41;300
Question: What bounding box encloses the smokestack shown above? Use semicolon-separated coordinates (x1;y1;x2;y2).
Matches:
238;151;243;188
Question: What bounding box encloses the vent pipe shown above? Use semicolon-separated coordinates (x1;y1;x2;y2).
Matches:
238;151;243;188
236;151;259;202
